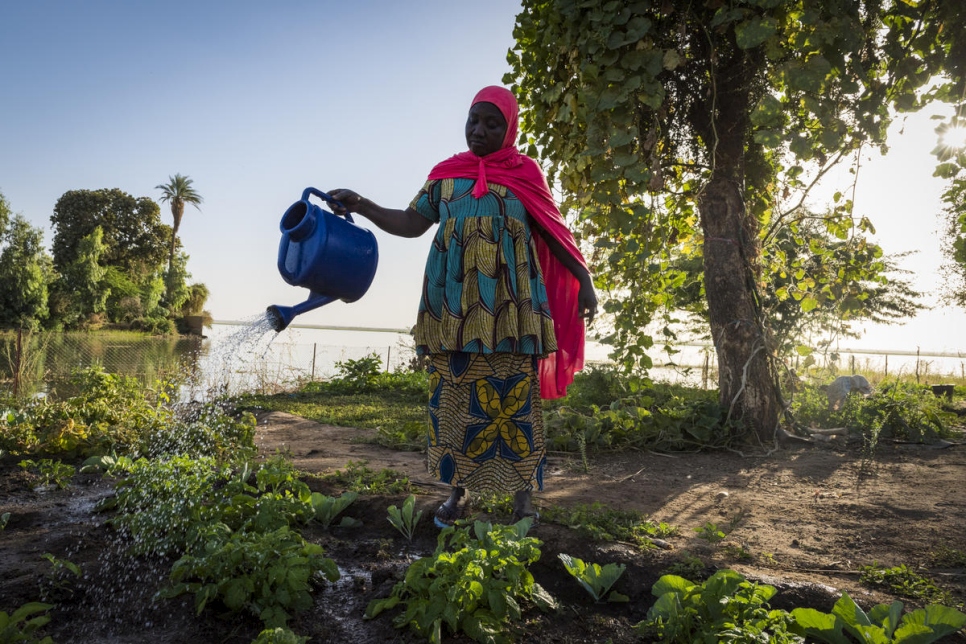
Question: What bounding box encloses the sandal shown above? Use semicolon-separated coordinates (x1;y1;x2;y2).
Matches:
510;510;540;527
433;502;463;529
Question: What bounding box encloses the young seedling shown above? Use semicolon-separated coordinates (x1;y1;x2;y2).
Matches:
558;553;628;602
387;494;422;542
310;491;360;528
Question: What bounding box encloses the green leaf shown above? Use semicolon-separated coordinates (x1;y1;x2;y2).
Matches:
790;607;851;644
735;16;778;49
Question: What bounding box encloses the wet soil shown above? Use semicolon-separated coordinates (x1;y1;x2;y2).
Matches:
1;411;965;643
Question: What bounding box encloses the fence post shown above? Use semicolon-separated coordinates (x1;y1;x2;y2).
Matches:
386;346;391;372
311;343;317;380
13;327;23;398
884;354;888;377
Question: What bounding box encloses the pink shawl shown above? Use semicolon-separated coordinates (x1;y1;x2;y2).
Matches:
427;86;588;399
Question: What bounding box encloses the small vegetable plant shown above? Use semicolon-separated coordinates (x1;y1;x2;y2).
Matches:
309;491;360;528
558;553;628;602
164;525;340;629
791;592;966;644
636;570;801;643
0;602;54;644
387;494;422;542
39;553;81;602
365;519;557;644
19;458;75;489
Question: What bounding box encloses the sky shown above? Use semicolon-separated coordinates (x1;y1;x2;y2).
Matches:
2;0;965;361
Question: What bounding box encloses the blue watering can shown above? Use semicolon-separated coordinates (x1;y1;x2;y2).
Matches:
266;187;378;332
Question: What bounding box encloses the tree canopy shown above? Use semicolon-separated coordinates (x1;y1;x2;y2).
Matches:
506;0;965;440
51;189;170;280
0;198;51;330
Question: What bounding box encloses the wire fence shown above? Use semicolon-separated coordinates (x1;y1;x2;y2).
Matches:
3;325;965;400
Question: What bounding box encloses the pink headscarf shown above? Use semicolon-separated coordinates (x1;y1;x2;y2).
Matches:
427;86;588;399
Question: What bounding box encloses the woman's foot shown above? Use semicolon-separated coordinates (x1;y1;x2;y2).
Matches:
511;489;539;525
433;486;466;528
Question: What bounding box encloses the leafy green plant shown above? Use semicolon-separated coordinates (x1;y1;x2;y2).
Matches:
79;452;135;475
0;602;53;644
1;512;9;530
18;458;76;489
660;552;709;582
694;521;727;545
164;525;340;629
471;491;514;516
930;544;966;568
859;563;953;606
558;553;628;602
141;406;257;461
541;501;676;548
0;366;175;457
366;520;557;643
322;460;412;495
791;592;966;643
252;627;309;643
110;455;224;557
39;552;81;602
309;491;360;528
387;494;422;542
636;570;801;643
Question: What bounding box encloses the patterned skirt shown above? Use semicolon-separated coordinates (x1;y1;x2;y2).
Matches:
427;352;546;493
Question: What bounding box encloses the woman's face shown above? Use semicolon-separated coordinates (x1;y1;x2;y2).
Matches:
465;101;507;157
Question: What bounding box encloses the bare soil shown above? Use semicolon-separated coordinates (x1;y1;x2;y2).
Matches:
1;411;965;643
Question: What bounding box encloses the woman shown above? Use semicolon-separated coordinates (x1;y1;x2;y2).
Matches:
330;85;596;527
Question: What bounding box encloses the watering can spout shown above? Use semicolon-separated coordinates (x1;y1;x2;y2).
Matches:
266;294;336;333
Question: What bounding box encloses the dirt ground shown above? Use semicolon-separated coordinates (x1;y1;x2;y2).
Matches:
1;410;965;643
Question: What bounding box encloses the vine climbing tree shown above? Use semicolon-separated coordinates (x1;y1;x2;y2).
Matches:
506;0;965;442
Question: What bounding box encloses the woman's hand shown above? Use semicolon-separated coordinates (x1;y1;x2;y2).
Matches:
327;189;363;216
577;275;598;324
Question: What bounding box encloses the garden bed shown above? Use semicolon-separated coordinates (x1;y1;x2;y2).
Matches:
1;410;964;642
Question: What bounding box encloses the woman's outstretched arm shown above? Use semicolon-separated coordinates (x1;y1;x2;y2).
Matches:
328;189;433;238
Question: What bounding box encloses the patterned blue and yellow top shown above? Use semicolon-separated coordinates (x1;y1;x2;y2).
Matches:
410;178;557;356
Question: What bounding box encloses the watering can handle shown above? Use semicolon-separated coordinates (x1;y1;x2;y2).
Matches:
301;187;353;223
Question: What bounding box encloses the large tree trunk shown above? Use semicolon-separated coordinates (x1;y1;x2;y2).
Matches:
699;176;779;442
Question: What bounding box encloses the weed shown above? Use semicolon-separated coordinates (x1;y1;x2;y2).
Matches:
694;522;727;545
930;544;966;568
541;502;676;548
0;512;8;530
722;543;754;562
322;460;412;495
859;563;953;606
660;552;709;581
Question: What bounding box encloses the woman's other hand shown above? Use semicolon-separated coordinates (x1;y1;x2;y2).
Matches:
578;276;597;324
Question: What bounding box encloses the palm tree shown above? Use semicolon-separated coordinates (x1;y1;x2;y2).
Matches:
155;173;202;290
